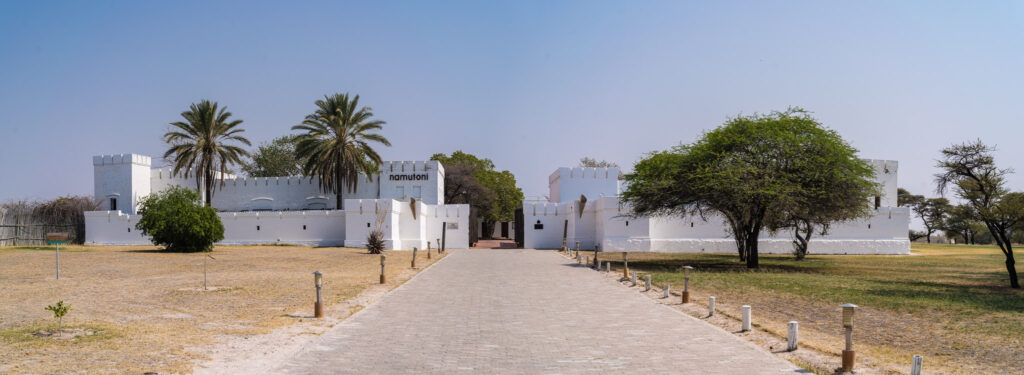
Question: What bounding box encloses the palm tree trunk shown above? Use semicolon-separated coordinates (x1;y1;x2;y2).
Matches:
335;164;343;210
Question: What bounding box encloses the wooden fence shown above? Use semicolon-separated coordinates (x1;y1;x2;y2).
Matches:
0;207;83;246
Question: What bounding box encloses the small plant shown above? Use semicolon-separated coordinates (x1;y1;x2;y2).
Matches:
44;300;71;336
366;209;387;254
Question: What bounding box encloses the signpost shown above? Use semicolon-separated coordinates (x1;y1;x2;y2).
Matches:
46;232;70;280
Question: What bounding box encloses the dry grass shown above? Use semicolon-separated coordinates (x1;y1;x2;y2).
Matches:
596;244;1024;374
0;244;442;374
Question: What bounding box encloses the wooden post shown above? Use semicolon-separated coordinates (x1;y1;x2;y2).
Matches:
842;328;855;372
622;252;629;279
427;242;432;259
574;241;580;258
313;271;324;318
787;321;798;351
644;274;651;292
379;254;387;284
411;247;418;268
910;355;923;375
593;245;599;267
741;305;751;332
708;296;715;316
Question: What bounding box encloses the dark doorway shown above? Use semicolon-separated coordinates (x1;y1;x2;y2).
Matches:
501;222;509;238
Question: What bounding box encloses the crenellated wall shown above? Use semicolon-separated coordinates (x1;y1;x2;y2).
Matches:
548;167;620;203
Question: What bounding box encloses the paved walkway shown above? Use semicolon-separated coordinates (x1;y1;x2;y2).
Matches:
271;249;803;374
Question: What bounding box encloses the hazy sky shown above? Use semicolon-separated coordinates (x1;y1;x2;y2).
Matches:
2;1;1023;210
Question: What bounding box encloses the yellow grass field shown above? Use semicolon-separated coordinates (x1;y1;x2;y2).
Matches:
0;245;442;374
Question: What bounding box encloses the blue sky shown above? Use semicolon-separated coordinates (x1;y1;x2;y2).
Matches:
2;1;1023;207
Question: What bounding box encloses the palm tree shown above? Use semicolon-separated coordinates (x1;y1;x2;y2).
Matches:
292;93;391;209
163;100;251;206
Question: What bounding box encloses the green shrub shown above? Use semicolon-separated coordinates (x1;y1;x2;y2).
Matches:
135;186;224;252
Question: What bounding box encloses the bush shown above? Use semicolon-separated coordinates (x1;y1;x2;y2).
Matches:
135;186;224;252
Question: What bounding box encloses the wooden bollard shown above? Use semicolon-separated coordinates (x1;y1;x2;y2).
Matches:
593;245;599;267
411;247;418;268
910;355;923;375
436;239;441;253
741;305;751;332
708;296;716;316
574;241;580;258
427;243;432;259
663;284;670;298
622;252;629;279
787;321;798;351
644;274;651;291
379;254;387;284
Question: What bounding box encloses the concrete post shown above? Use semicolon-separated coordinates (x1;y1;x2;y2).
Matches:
910;355;923;375
630;271;637;286
787;321;798;351
741;305;751;332
708;296;715;316
644;274;651;291
663;284;670;298
585;256;589;266
606;262;611;272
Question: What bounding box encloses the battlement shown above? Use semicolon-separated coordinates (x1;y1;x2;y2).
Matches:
92;154;151;167
549;167;620;185
381;160;442;173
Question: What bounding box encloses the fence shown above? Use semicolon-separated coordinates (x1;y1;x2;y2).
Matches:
0;205;84;246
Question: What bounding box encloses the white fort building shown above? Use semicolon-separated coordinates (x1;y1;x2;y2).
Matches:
85;153;909;254
520;159;910;255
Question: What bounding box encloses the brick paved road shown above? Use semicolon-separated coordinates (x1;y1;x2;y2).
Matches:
271;249;804;374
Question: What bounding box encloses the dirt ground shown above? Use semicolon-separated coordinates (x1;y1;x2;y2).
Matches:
0;245;443;374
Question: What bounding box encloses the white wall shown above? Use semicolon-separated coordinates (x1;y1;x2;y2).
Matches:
85;210;346;246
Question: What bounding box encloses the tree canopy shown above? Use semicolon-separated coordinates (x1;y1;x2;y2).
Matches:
241;135;303;177
163;99;251;206
431;151;523;235
135;186;224;252
622;108;876;267
292;93;391;209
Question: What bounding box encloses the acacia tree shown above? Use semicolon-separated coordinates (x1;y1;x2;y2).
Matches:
163;100;251;206
943;204;979;245
915;197;952;243
935;140;1023;288
769;135;876;260
293;93;391;209
623;108;873;268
